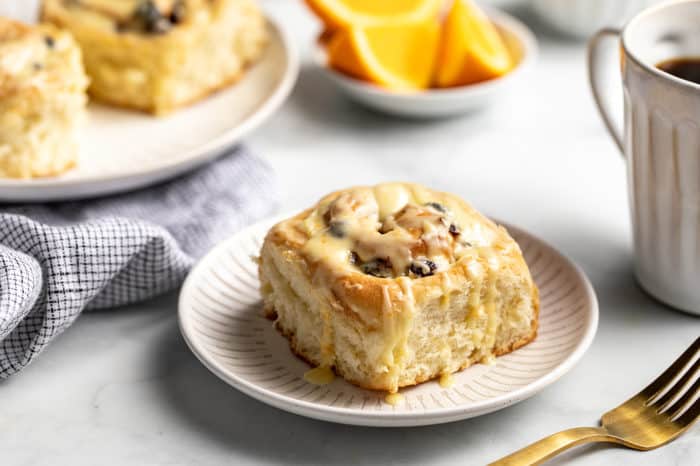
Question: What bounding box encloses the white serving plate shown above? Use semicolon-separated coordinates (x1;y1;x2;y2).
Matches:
0;17;298;202
312;8;537;118
178;216;599;427
532;0;665;39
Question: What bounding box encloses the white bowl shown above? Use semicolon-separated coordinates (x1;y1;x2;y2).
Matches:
313;9;537;118
532;0;665;39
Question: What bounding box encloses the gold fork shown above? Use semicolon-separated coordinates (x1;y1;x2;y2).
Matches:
490;337;700;466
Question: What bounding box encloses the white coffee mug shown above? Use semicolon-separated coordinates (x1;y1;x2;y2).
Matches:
588;0;700;315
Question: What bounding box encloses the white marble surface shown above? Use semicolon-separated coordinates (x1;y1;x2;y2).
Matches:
2;2;699;465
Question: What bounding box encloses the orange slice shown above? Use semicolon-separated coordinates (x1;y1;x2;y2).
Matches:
317;28;335;47
327;21;441;90
306;0;444;29
435;0;513;87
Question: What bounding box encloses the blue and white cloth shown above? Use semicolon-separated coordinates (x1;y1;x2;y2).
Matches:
0;147;278;378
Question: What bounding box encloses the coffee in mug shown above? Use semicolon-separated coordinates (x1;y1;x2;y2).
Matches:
588;1;700;315
657;57;700;85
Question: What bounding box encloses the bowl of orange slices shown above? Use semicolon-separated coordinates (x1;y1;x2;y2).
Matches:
307;0;537;118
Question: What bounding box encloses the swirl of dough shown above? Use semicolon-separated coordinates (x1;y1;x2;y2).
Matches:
302;183;473;279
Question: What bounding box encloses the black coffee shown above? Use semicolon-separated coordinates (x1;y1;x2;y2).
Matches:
657;57;700;85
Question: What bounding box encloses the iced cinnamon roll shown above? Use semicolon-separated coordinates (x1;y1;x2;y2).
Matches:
41;0;267;115
259;182;539;393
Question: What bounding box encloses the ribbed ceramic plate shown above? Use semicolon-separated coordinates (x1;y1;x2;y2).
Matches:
179;217;598;427
0;17;298;202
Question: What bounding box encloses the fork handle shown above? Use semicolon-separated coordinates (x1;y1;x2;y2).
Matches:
488;427;618;466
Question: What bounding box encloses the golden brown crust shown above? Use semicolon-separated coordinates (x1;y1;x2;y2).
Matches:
0;17;31;42
87;60;249;115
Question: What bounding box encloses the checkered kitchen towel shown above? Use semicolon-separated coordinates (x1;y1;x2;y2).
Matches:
0;147;278;378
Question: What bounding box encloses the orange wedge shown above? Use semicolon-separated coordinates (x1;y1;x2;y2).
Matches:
435;0;513;87
317;28;335;47
327;21;441;90
306;0;444;29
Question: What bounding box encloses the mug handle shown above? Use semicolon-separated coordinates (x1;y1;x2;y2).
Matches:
587;27;624;155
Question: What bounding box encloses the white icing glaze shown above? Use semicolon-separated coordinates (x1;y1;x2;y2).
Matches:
300;183;490;280
384;392;404;406
284;183;518;395
303;366;335;385
439;373;455;388
373;182;411;220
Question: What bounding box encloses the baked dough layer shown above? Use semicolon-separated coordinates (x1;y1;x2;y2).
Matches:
259;183;539;393
0;18;88;178
41;0;267;115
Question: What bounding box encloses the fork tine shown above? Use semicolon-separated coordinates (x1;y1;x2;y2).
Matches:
676;390;700;427
642;337;700;402
656;357;700;413
667;376;700;420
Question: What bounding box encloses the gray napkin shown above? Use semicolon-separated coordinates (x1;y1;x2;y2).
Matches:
0;147;278;378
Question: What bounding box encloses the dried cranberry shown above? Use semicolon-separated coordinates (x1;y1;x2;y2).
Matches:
135;1;161;24
328;221;346;238
170;1;186;24
409;258;437;277
361;258;393;278
149;18;172;34
424;202;446;213
133;1;172;34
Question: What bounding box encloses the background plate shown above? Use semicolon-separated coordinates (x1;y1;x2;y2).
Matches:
179;216;599;427
0;17;298;202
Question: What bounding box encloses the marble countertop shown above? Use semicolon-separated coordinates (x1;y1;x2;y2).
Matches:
2;2;699;465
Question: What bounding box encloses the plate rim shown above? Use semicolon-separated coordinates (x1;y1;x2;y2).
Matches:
178;215;599;427
0;15;299;200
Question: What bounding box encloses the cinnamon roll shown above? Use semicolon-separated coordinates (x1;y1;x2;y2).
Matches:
259;182;539;393
0;18;88;178
41;0;267;115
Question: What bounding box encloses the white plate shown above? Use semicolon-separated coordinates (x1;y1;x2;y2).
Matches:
179;216;598;427
0;17;298;202
313;9;537;118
